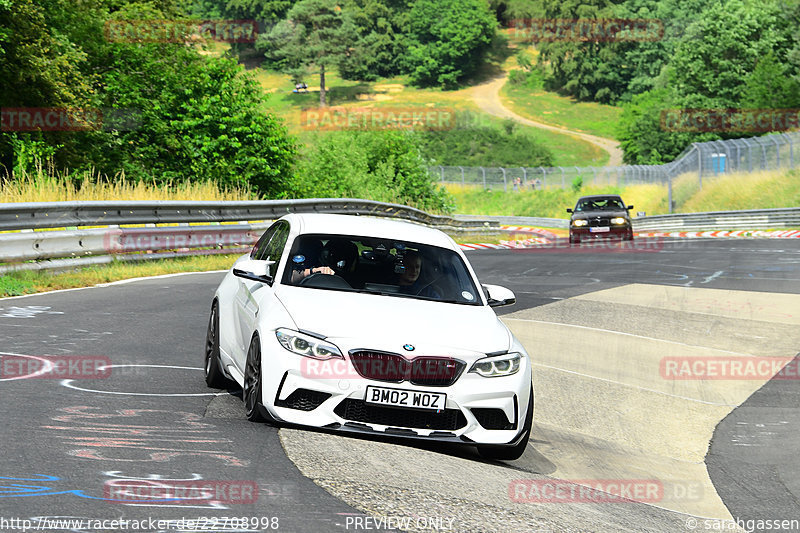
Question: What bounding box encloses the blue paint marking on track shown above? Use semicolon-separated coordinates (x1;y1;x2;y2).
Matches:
0;475;177;503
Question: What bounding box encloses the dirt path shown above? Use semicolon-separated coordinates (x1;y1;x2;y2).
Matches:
471;73;624;166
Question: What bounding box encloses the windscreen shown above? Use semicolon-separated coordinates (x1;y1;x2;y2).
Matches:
575;197;626;211
281;234;482;306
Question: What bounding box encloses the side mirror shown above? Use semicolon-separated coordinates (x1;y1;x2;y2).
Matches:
627;205;634;210
483;284;516;307
233;258;274;284
566;208;573;213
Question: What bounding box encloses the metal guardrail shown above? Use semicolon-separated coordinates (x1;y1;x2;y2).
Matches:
0;199;501;271
0;199;496;232
632;207;800;232
2;201;797;273
462;209;800;232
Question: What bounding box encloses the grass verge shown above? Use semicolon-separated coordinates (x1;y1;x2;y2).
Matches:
500;81;622;140
0;255;239;298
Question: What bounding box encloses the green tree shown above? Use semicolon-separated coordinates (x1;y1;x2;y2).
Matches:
741;52;800;109
261;0;358;106
86;3;297;194
337;0;411;80
404;0;496;89
292;130;452;211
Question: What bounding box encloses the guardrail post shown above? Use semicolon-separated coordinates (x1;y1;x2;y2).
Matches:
559;167;565;188
521;167;527;187
439;166;444;182
481;167;486;189
458;166;464;185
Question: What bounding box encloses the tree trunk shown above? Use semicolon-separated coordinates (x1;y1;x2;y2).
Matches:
319;64;326;107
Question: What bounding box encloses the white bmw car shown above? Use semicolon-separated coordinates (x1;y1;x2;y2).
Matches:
205;213;533;460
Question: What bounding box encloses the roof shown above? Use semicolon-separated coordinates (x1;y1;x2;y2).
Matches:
279;213;458;250
576;194;624;200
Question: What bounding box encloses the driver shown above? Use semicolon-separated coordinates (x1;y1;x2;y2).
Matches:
292;238;360;286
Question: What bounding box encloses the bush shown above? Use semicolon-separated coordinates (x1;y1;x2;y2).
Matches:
414;123;554;167
508;68;544;90
290;130;453;212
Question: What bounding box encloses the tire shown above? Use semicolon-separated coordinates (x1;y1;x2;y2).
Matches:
625;230;634;241
204;301;232;389
569;234;580;245
477;389;534;461
243;334;269;422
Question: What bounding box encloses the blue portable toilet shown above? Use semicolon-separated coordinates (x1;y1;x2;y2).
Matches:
710;153;726;174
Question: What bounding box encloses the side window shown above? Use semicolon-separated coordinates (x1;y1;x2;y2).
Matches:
251;224;278;260
261;222;290;278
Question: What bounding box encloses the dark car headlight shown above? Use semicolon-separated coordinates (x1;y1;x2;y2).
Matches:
572;219;588;227
610;217;628;225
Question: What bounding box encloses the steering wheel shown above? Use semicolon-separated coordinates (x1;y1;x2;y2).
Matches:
298;272;352;290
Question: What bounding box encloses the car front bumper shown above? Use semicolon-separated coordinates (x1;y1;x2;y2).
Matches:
570;226;631;239
259;334;533;446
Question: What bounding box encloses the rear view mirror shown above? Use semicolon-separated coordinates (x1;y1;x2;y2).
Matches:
482;284;516;307
566;208;573;213
233;258;273;284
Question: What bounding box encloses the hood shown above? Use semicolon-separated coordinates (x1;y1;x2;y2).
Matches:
571;209;629;220
274;285;511;357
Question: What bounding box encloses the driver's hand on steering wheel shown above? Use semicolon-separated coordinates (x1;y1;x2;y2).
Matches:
303;266;334;277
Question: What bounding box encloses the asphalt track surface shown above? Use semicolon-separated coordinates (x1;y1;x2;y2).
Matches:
0;238;798;533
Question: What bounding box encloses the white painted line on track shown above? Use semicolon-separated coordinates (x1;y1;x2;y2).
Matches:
60;364;229;396
701;271;725;284
505;318;759;357
532;361;740;407
0;351;55;381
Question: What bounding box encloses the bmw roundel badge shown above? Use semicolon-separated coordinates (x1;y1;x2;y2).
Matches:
403;344;415;352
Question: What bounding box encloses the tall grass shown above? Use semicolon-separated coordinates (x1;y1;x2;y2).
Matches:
445;168;800;218
678;169;800;212
1;161;255;203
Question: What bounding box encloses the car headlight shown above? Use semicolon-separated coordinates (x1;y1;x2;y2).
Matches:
275;328;343;360
469;353;521;377
572;219;588;227
610;217;627;225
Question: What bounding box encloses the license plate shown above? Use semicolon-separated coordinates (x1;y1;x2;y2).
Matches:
589;227;610;233
365;386;446;411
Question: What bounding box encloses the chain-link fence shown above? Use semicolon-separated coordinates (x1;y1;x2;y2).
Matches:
429;131;800;197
